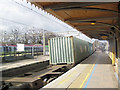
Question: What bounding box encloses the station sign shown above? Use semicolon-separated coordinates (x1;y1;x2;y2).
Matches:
17;44;24;52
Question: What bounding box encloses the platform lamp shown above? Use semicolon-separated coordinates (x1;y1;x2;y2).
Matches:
90;21;96;25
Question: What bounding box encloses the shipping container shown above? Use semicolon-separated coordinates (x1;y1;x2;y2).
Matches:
48;36;93;65
88;42;93;55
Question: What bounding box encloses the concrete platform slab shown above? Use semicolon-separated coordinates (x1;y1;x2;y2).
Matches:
0;55;49;71
41;50;118;89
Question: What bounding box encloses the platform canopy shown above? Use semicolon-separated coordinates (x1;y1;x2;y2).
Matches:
27;1;119;40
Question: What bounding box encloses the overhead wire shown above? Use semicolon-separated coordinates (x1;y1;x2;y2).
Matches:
11;0;73;29
0;17;32;27
1;0;87;38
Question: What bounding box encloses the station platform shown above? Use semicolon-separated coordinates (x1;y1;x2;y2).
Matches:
1;55;49;71
41;50;118;89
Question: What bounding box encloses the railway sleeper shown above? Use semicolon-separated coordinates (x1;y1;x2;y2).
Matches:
2;65;73;89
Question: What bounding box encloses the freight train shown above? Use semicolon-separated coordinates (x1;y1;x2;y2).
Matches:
48;36;95;65
1;36;96;89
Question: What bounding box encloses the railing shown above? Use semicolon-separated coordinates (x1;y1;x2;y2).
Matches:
0;47;49;62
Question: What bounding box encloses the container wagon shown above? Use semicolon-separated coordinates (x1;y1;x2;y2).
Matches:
48;36;94;65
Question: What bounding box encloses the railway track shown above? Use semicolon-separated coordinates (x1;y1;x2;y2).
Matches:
1;36;95;90
1;60;73;90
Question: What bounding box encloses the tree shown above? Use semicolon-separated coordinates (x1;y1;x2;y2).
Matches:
1;26;63;45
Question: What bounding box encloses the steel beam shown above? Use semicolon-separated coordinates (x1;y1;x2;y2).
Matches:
69;21;113;26
84;31;110;34
83;30;114;39
80;29;115;34
80;29;111;32
82;31;110;34
85;31;114;38
85;33;101;38
88;33;110;38
43;2;110;10
53;7;118;14
80;29;110;31
72;21;119;31
75;25;109;29
65;16;117;22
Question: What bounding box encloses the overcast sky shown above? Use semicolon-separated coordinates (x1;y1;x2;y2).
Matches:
0;0;96;43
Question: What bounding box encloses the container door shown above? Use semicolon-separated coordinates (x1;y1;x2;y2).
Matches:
49;37;74;64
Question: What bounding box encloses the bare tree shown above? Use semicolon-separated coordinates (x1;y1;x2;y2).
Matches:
1;26;63;45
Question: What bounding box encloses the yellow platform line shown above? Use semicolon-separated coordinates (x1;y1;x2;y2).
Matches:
79;64;95;89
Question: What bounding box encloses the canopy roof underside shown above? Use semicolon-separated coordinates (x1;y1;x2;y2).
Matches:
27;1;119;40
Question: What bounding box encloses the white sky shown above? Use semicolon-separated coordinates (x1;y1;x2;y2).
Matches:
0;0;96;43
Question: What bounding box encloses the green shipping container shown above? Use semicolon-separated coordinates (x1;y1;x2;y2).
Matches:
48;36;92;65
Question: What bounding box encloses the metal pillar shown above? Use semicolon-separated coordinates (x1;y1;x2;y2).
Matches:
118;2;120;89
43;30;46;56
109;37;116;66
32;45;34;57
109;36;116;66
118;37;120;90
108;39;112;58
112;37;116;66
117;37;120;63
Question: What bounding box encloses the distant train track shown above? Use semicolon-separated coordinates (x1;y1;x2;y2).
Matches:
1;60;73;89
